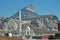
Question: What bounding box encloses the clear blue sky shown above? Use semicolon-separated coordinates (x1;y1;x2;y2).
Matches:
0;0;60;20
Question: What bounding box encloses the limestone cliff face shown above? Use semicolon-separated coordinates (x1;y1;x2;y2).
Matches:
37;15;58;32
30;15;58;27
4;18;18;31
0;18;19;32
0;15;59;34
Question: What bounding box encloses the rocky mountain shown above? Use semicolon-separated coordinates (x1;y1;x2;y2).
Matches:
0;4;59;35
11;4;39;20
